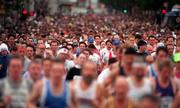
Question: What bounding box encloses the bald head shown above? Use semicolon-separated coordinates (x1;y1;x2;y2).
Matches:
115;77;129;88
115;77;129;100
82;61;97;76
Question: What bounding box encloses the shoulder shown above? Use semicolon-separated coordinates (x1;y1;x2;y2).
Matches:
172;78;179;93
0;79;5;87
33;80;44;91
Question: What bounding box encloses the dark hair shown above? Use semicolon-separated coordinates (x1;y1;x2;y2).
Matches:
9;54;23;65
106;40;112;45
28;59;42;69
52;58;65;65
94;35;101;39
108;58;118;65
34;55;43;61
158;59;173;71
67;44;74;49
156;46;168;55
140;94;160;106
8;34;16;39
82;48;92;55
100;41;105;44
26;44;36;52
166;35;175;42
124;47;137;55
134;34;142;40
88;44;96;49
42;57;52;62
148;35;155;39
137;40;147;48
79;42;87;47
50;40;59;45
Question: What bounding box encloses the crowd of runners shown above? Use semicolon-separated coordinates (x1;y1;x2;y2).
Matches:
0;13;179;108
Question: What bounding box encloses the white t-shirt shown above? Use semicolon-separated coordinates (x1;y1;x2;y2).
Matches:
127;77;153;101
97;68;110;84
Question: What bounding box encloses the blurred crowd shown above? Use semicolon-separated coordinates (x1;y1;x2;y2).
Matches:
0;13;179;108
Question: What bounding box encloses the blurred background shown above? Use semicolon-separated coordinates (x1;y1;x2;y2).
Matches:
0;0;179;29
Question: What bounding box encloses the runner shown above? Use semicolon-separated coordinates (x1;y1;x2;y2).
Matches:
152;59;178;108
23;60;42;83
70;61;103;108
102;76;137;108
127;56;153;101
27;59;72;108
0;55;33;108
148;46;169;77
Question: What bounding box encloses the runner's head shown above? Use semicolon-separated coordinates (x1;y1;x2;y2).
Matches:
156;46;168;61
50;59;66;80
132;56;147;81
122;47;137;68
115;76;129;101
8;54;24;81
158;59;173;79
42;58;52;78
139;94;160;108
28;59;42;81
81;61;97;85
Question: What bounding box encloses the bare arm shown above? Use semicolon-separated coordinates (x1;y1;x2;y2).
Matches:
69;81;78;108
94;84;104;108
27;80;43;108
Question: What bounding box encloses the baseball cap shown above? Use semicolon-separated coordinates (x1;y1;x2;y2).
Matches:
57;47;68;55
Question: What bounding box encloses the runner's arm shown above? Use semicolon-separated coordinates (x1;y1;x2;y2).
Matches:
69;81;78;108
27;80;43;108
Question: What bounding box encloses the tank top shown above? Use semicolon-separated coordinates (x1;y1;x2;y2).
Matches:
74;79;97;108
3;78;29;108
40;79;69;108
107;96;136;108
155;77;174;108
127;77;152;101
148;64;158;77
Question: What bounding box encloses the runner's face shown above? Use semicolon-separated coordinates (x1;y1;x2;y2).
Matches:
160;67;172;79
133;66;146;80
156;51;168;61
95;37;101;44
166;38;174;45
100;42;105;49
51;42;58;51
123;55;134;66
9;59;23;79
29;63;41;81
82;62;97;79
149;37;155;45
43;60;52;77
115;81;128;100
167;44;174;55
78;54;87;66
26;47;34;58
1;50;8;56
50;63;65;80
106;42;112;50
140;99;159;108
79;44;86;50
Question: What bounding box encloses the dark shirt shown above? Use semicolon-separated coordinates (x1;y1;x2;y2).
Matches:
66;67;81;81
0;55;10;79
119;66;127;76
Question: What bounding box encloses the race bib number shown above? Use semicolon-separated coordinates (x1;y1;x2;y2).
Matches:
160;96;173;108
